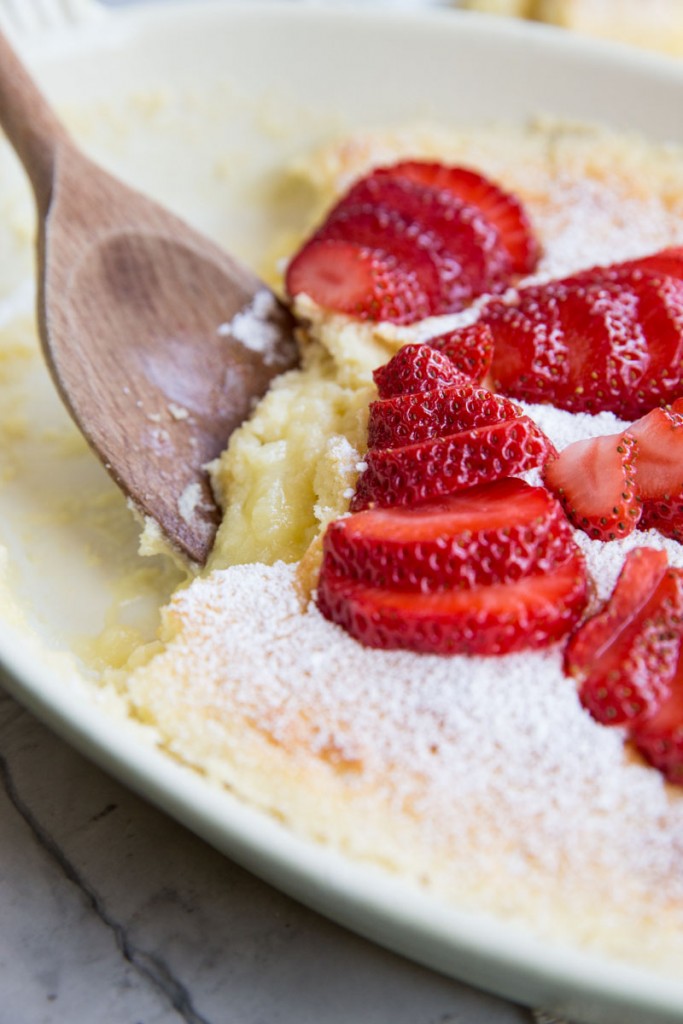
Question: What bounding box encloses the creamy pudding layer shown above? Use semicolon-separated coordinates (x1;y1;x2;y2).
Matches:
125;121;683;975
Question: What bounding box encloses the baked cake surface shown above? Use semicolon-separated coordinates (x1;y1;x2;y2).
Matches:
125;120;683;976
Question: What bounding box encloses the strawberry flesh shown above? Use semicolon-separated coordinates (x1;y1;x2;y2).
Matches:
324;479;576;590
632;651;683;785
484;265;683;419
542;431;641;541
427;322;495;383
352;415;555;510
317;551;588;656
373;343;469;399
285;238;434;325
565;549;683;725
286;160;539;323
312;206;444;304
627;407;683;541
368;382;523;450
374;160;540;274
327;175;512;310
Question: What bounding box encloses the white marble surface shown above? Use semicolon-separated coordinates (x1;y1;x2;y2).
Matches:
0;677;548;1024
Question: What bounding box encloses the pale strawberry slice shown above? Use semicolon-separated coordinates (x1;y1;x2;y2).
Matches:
352;416;554;510
328;175;512;310
323;479;577;590
427;322;495;383
374;160;540;274
632;649;683;785
373;343;469;399
565;548;683;725
627;406;683;541
367;382;523;449
285;238;434;324
317;550;588;656
542;431;641;541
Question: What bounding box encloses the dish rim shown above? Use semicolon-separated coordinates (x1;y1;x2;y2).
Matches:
4;3;683;1021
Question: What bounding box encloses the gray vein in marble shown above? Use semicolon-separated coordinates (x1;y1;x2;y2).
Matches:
0;749;211;1024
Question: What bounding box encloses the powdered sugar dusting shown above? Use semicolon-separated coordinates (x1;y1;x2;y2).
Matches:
219;288;286;366
132;555;683;958
126;124;683;971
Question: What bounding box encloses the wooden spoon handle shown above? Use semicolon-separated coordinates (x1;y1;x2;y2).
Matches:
0;29;69;213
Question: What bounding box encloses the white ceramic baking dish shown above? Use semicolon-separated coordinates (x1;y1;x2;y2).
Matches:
0;3;682;1022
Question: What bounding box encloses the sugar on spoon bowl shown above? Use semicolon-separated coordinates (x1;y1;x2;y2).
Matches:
0;28;298;565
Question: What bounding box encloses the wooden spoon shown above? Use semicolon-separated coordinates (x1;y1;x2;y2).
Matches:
0;30;299;565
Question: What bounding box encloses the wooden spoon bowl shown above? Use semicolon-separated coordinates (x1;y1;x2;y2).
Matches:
0;30;298;565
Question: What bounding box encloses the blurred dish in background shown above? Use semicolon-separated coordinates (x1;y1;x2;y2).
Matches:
461;0;683;57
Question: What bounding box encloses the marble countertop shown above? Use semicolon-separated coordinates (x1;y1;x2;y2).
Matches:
0;678;554;1024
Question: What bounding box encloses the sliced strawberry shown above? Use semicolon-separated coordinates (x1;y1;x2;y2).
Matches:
574;247;683;285
625;407;683;541
628;274;683;413
483;264;683;418
631;247;683;281
427;322;495;383
632;650;683;786
373;343;469;400
483;288;567;403
326;175;512;311
352;415;554;511
565;264;683;414
485;276;653;416
285;238;433;325
565;549;683;725
542;431;641;541
367;382;523;449
375;160;540;274
317;550;588;656
312;206;443;305
557;279;650;418
324;479;577;590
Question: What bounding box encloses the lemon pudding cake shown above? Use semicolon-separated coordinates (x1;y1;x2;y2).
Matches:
114;120;683;978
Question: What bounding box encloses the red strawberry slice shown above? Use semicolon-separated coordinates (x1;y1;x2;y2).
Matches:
374;160;540;274
485;276;652;416
323;479;577;590
485;264;683;418
626;406;683;541
352;415;554;510
367;382;523;450
312;206;443;304
427;322;495;383
629;274;683;413
542;431;641;541
557;279;650;417
483;288;567;403
574;246;683;285
565;548;683;725
328;175;512;310
632;651;683;785
568;269;683;414
285;238;434;325
373;343;469;399
317;550;588;656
